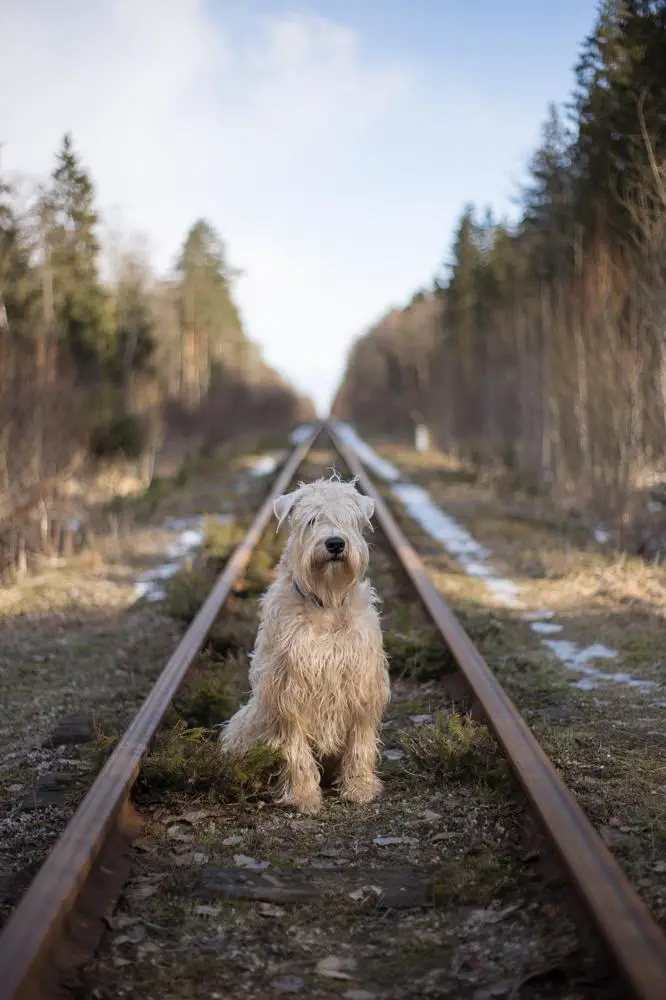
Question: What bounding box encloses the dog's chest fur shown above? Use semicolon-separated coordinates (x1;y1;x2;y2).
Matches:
256;579;388;753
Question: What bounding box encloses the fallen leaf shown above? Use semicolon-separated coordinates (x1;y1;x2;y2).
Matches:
181;809;211;824
167;825;194;843
315;955;357;980
349;885;383;903
383;748;405;761
233;854;269;870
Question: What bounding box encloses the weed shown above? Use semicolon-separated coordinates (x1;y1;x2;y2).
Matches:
400;711;507;786
173;675;237;730
85;715;120;771
138;721;282;801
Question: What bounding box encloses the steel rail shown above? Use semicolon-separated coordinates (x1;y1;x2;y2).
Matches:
0;424;322;1000
326;420;666;1000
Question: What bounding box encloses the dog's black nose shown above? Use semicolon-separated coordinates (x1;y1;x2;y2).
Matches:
325;536;345;555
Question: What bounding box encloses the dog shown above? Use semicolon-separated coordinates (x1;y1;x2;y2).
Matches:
220;473;390;814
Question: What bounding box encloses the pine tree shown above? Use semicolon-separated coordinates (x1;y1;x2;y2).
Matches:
176;219;246;406
45;133;111;372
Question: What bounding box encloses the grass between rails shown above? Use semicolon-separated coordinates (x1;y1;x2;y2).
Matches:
78;449;621;1000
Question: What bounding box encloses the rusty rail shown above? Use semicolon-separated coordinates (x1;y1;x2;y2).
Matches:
326;419;666;1000
0;425;321;1000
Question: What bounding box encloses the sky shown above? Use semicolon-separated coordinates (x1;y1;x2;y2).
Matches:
0;0;599;414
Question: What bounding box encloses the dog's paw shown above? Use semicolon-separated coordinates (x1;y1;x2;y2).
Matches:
281;786;323;815
339;774;382;804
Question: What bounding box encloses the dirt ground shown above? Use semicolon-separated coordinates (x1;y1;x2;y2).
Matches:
75;448;623;1000
0;440;284;926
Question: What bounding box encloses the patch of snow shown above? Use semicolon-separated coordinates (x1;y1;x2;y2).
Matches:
530;622;563;635
521;610;556;621
332;421;401;482
391;482;522;609
133;580;167;602
594;527;610;544
133;515;230;603
250;454;279;477
543;639;657;693
164;516;203;531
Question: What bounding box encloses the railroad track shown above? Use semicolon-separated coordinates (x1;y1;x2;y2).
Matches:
0;422;664;1000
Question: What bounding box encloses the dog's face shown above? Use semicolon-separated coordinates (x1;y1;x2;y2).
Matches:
274;475;375;595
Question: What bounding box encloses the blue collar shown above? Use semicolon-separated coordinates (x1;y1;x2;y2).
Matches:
293;579;324;608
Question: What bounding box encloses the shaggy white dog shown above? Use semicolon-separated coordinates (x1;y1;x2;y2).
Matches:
220;473;390;814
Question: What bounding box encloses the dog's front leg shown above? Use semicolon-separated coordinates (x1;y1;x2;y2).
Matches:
338;719;382;804
278;726;322;815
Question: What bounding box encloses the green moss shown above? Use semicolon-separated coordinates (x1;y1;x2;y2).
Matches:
400;711;507;786
173;675;237;729
139;721;282;801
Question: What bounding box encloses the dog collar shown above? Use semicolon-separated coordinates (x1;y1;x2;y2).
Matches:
293;579;324;609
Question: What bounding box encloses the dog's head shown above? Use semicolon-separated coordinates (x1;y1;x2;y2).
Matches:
274;473;374;598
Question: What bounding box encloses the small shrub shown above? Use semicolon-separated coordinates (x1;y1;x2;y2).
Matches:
139;721;282;801
400;711;506;785
85;715;120;771
174;675;237;729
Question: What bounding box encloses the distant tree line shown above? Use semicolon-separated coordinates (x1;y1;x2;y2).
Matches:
333;1;666;539
0;133;314;521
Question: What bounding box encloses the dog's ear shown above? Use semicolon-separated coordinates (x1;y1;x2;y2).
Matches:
356;492;375;528
273;491;298;530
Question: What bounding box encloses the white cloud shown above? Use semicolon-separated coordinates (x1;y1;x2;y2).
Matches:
0;0;414;411
0;0;577;413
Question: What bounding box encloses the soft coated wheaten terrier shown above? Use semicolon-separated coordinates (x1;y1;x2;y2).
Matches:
220;473;390;814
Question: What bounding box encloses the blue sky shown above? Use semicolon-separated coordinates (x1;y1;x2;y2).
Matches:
0;0;599;413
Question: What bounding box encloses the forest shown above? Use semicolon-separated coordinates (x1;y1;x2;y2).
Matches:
0;133;313;548
333;1;666;549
